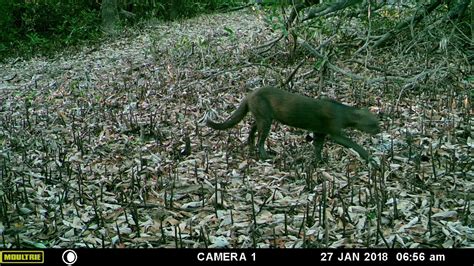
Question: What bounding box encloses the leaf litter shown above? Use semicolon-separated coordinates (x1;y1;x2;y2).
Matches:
0;9;472;248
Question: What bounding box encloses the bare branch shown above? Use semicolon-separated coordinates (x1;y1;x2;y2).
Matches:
303;0;362;22
373;0;443;48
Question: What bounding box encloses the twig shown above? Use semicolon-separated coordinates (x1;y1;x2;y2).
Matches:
372;0;443;48
255;34;285;51
281;58;306;88
299;38;447;87
303;0;362;22
299;39;367;80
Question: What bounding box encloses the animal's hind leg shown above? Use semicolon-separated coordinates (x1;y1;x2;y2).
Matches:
256;118;272;160
248;97;273;160
246;122;258;156
248;122;257;147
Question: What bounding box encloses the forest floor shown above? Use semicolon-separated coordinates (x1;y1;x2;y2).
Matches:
0;9;472;248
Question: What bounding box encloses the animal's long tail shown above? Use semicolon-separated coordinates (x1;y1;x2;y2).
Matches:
206;98;249;130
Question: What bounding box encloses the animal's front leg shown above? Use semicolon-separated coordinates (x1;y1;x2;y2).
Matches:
330;134;369;161
313;132;327;163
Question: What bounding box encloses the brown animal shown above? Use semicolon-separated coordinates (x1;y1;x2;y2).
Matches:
207;87;380;162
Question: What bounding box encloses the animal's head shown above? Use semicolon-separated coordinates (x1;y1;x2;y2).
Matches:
353;109;380;134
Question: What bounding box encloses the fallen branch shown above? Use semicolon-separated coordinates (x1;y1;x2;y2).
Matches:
255;34;284;52
299;38;366;80
281;58;306;88
299;38;447;86
286;0;320;28
372;0;443;48
303;0;362;22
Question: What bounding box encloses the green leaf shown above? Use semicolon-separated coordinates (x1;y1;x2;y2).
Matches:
22;239;48;249
223;26;234;35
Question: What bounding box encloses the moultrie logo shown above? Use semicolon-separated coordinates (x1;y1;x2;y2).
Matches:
0;250;44;264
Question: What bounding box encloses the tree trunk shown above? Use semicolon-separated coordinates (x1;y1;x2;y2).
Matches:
102;0;119;36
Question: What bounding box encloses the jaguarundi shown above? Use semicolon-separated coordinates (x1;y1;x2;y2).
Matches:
207;87;380;162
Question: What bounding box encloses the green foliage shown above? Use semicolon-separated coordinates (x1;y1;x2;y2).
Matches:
223;26;237;41
0;0;101;61
0;0;243;61
151;0;245;20
264;6;289;36
0;0;18;55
